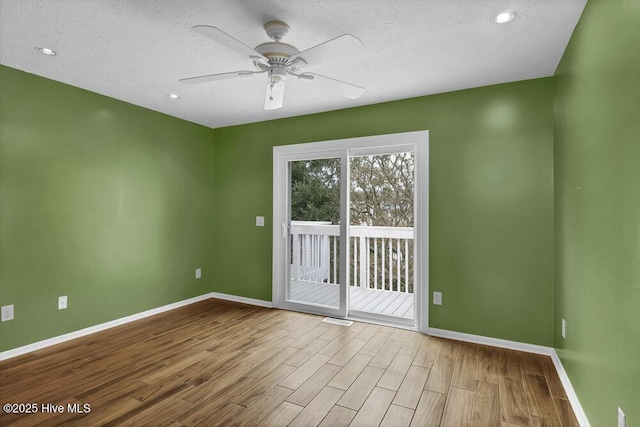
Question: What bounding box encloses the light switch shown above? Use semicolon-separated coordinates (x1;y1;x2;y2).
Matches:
256;216;265;227
195;268;201;279
433;291;442;305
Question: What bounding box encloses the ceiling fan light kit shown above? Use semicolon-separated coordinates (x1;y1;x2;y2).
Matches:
180;20;365;110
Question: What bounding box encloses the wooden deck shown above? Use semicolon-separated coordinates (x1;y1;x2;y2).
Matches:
290;280;414;320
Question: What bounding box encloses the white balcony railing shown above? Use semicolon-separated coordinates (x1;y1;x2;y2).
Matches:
290;221;414;293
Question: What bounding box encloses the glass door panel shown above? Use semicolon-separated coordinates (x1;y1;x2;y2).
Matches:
348;151;416;325
287;158;342;310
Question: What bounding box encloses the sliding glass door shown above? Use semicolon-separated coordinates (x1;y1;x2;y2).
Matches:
273;132;428;331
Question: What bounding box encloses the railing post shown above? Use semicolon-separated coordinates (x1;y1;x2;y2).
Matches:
292;231;300;281
353;237;358;287
333;236;337;285
313;234;318;282
405;239;409;293
388;239;393;292
359;235;367;289
304;234;311;281
381;238;386;291
396;239;401;293
374;238;378;290
320;234;329;282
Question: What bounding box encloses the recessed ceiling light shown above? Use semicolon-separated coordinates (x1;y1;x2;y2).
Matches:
35;47;56;56
167;93;180;99
494;12;516;24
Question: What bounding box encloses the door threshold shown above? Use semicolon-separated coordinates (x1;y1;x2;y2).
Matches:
346;314;419;332
322;317;354;326
277;304;421;332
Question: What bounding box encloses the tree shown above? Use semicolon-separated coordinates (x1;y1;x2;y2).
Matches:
290;159;340;223
290;153;414;226
350;152;414;226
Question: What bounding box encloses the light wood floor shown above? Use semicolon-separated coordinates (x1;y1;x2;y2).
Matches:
0;299;579;426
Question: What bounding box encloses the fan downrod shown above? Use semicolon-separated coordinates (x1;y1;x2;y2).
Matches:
264;21;289;42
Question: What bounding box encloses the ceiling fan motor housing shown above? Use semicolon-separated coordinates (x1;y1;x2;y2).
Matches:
254;40;301;81
254;42;299;63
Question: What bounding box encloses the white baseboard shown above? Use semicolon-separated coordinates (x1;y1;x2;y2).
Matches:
428;328;590;427
209;292;273;308
428;328;555;356
550;350;591;427
0;293;213;362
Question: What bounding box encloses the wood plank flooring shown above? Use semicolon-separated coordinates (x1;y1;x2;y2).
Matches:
0;299;579;426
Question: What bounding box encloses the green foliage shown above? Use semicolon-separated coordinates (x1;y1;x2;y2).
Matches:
290;154;414;227
290;159;340;223
350;152;414;226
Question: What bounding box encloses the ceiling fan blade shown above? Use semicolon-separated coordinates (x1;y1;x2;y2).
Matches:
291;34;364;67
264;81;285;110
179;70;260;85
192;25;268;63
298;72;364;99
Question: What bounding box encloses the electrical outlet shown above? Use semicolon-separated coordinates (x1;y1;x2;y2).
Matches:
562;319;566;339
1;304;14;322
195;268;202;279
256;216;265;227
58;296;68;310
433;291;442;305
618;407;626;427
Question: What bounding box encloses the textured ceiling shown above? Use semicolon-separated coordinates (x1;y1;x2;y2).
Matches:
0;0;586;129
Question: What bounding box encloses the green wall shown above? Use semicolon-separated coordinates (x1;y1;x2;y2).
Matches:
213;78;555;346
554;0;640;424
0;65;215;352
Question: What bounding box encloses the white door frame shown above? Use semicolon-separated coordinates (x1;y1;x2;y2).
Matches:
272;131;429;332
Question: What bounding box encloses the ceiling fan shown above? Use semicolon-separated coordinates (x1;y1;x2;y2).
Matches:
179;21;365;110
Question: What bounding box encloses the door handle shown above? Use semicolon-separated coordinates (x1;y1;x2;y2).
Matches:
282;223;287;239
